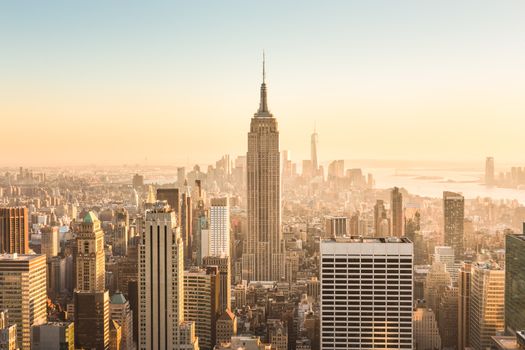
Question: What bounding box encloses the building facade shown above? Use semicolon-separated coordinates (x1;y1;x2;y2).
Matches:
243;59;284;282
40;226;58;258
0;254;47;350
505;234;525;334
74;212;110;350
458;262;472;350
31;322;74;350
443;191;464;258
320;237;413;350
0;310;17;350
209;197;230;257
184;266;220;350
202;255;231;313
138;202;199;350
110;292;134;350
469;262;505;350
0;207;29;254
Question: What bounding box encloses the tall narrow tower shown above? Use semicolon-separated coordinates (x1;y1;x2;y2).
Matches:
310;126;318;176
391;187;403;237
443;191;464;258
74;212;110;350
243;55;284;282
138;202;198;350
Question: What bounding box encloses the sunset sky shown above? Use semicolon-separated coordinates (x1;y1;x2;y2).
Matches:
1;1;524;166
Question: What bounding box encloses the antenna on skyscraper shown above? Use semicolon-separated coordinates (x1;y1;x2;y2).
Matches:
262;50;266;83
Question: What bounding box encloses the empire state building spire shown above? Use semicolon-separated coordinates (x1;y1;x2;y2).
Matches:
258;52;269;114
244;55;284;282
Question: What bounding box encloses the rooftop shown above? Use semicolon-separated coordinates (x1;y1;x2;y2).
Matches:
508;234;525;242
492;335;520;350
218;309;236;321
322;236;411;244
110;292;127;305
0;253;44;262
83;211;99;224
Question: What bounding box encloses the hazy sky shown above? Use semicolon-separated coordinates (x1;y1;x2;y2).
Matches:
1;1;524;166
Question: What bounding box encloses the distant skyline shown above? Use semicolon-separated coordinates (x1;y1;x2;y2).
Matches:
1;1;525;166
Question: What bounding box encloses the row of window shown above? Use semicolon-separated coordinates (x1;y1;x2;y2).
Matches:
322;258;412;262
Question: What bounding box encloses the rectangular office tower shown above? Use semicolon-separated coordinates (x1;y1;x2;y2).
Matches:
0;207;29;254
0;254;47;350
469;262;505;350
209;197;230;257
443;191;464;258
138;202;199;350
320;237;413;350
505;234;525;334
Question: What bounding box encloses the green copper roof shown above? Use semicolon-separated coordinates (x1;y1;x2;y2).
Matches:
110;292;127;304
83;211;99;224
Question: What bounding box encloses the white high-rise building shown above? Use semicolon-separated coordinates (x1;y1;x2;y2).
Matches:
138;202;199;350
209;197;230;257
320;237;413;350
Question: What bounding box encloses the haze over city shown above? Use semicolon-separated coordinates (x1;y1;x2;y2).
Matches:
2;1;525;165
2;2;525;350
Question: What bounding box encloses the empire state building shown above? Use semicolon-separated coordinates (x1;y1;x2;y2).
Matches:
242;57;284;282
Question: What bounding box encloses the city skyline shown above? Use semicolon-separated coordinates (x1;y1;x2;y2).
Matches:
1;3;525;349
2;1;525;165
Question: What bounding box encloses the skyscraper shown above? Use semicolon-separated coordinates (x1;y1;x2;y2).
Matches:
203;255;231;314
458;262;472;350
310;127;318;176
485;156;495;186
184;266;220;350
156;188;180;216
323;216;347;238
413;302;442;350
320;237;413;350
327;160;344;180
505;234;525;334
373;200;388;237
181;188;193;264
74;291;110;350
0;254;47;350
113;208;130;256
74;212;110;350
243;56;284;282
138;202;198;350
0;207;29;254
110;292;134;350
40;226;58;258
469;262;505;350
209;197;230;257
391;187;403;237
443;191;464;257
75;212;105;292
